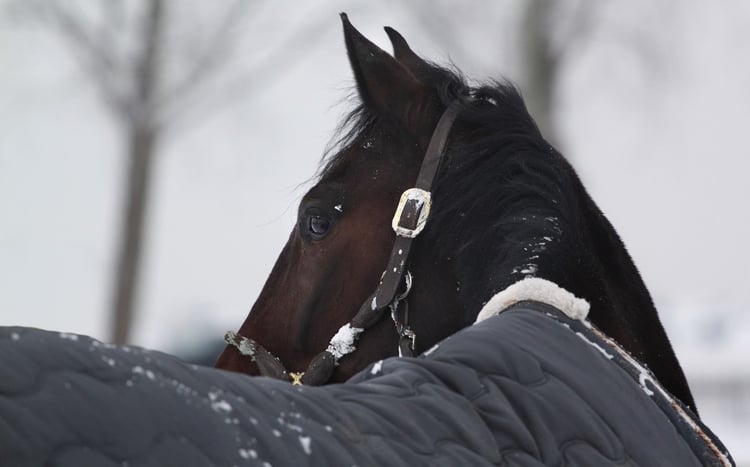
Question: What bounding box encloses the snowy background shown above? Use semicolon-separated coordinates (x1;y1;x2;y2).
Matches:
1;1;747;462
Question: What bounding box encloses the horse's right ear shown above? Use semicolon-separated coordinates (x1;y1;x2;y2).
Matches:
384;26;432;82
340;13;426;124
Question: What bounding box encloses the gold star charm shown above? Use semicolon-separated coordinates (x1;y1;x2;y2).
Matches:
289;372;305;386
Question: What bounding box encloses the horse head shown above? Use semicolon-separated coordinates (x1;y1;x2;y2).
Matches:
216;14;696;412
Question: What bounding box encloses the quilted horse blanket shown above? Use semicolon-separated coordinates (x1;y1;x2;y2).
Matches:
0;302;733;466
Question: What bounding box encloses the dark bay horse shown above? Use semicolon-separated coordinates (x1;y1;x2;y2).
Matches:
216;14;696;413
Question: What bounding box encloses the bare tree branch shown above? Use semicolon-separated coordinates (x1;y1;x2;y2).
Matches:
40;1;131;118
128;0;164;126
158;8;332;136
398;0;477;63
155;0;250;112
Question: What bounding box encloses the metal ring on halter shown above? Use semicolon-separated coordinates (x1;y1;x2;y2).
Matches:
390;270;416;356
396;271;413;301
389;271;412;326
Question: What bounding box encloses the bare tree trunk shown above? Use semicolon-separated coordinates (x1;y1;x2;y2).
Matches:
111;125;157;344
522;0;558;145
110;0;163;344
13;0;328;343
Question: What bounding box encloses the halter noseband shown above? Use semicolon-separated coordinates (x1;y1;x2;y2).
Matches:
225;101;463;385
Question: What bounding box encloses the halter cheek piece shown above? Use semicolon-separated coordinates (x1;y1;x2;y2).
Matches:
225;101;462;385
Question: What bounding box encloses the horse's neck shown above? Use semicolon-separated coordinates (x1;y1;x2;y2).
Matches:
569;187;661;354
554;186;696;412
428;112;696;410
451;208;567;314
447;182;696;412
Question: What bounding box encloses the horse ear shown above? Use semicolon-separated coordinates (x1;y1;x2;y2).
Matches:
340;13;426;122
384;26;432;81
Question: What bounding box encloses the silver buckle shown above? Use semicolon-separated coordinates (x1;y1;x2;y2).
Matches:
391;188;432;238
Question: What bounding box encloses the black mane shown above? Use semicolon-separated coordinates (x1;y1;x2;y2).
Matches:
436;86;576;308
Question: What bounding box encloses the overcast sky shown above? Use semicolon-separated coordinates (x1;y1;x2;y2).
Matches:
1;1;748;458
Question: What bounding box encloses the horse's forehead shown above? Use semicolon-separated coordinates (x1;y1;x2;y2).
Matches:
320;119;423;182
302;181;343;203
316;154;416;199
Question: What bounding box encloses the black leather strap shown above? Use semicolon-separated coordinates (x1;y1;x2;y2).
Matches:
415;101;463;189
372;101;462;311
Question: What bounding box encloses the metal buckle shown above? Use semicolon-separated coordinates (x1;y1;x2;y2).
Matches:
391;188;432;238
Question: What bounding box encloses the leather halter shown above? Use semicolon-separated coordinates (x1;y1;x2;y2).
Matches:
225;101;463;385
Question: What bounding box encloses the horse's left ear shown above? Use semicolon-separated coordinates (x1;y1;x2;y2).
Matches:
341;13;428;126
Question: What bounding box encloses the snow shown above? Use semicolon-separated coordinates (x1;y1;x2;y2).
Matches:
210;400;232;413
131;366;155;380
286;423;304;433
238;448;257;459
58;332;78;341
224;331;255;357
370;359;383;375
511;263;539;276
326;323;363;361
298;436;312;455
236;339;255;357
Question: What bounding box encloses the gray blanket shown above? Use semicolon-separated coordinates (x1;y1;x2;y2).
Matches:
0;302;733;466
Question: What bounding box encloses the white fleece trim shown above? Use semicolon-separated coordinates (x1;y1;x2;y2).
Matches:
474;277;590;323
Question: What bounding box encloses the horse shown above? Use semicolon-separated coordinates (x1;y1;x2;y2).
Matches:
216;14;697;413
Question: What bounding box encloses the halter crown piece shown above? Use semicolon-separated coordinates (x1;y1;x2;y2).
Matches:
225;101;463;385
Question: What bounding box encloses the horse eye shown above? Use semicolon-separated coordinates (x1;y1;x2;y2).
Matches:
308;215;331;239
